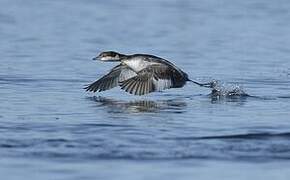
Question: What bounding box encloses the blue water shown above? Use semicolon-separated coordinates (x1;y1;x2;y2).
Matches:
1;0;290;179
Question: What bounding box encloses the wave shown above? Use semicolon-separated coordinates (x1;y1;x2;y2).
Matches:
170;132;290;140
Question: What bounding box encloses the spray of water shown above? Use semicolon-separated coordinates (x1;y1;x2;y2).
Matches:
208;80;249;99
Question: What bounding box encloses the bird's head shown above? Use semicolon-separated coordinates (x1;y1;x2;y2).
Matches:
93;51;125;61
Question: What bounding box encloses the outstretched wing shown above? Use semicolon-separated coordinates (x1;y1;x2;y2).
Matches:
119;72;155;95
85;64;136;92
119;64;187;95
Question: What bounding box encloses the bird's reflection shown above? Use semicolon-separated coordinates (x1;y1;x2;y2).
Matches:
86;81;254;113
88;96;187;114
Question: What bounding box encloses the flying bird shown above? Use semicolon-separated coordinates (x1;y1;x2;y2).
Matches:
85;51;212;95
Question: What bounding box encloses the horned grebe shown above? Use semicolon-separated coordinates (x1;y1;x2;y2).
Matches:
85;51;212;95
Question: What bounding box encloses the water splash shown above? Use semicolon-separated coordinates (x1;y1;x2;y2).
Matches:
208;80;249;99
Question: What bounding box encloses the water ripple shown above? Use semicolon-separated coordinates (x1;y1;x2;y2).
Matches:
168;132;290;140
0;75;86;84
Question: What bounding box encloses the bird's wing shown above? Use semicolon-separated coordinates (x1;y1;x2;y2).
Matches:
119;71;155;95
118;66;138;82
85;64;136;92
119;64;184;95
148;64;174;91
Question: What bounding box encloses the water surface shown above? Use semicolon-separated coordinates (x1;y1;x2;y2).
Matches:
1;0;290;179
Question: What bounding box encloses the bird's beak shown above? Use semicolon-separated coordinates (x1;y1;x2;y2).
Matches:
92;56;99;60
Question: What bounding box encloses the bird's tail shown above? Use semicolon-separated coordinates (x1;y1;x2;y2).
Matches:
187;79;214;88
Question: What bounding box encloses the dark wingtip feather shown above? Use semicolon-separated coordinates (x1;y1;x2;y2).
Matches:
84;83;98;92
83;84;91;91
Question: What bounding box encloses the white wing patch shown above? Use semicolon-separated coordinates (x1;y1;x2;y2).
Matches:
118;68;137;82
153;79;172;91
